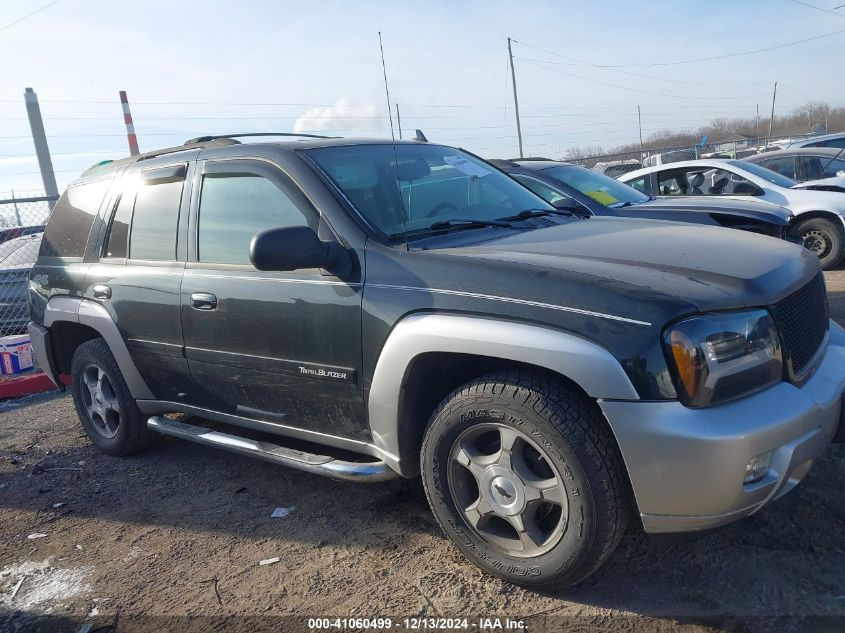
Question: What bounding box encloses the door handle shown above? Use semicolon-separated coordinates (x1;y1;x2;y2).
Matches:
92;284;111;300
191;292;218;310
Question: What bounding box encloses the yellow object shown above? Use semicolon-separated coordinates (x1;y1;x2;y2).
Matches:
585;190;619;206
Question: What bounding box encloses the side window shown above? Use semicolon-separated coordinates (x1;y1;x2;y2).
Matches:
512;175;570;206
40;178;110;258
626;177;647;193
657;171;685;196
197;172;315;266
810;138;845;149
759;157;796;179
103;187;135;259
129;178;183;260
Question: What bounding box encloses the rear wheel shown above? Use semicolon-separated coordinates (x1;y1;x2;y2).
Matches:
790;217;843;270
420;372;628;589
70;338;155;456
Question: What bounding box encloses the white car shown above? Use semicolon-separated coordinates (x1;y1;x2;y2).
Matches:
619;159;845;269
778;132;845;151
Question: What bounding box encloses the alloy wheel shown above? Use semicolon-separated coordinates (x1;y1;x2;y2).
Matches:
447;423;569;558
80;363;121;439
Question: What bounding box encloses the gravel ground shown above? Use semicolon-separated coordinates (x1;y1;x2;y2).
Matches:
1;271;844;633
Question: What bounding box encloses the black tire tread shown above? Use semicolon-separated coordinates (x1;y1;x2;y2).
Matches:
70;337;156;456
421;370;629;589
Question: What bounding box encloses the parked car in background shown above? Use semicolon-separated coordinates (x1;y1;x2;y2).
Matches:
619;159;845;268
493;159;793;239
591;159;640;178
744;147;845;190
778;132;845;150
0;224;45;245
0;232;42;335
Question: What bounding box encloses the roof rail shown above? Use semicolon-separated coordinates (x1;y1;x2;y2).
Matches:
184;132;336;144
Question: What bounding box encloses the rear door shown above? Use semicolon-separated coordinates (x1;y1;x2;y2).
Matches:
179;157;366;439
84;160;194;401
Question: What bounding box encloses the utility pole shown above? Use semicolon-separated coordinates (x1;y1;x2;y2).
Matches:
395;103;403;140
825;104;829;133
23;88;59;206
637;105;643;154
756;103;760;146
119;91;140;156
507;37;524;158
766;82;777;148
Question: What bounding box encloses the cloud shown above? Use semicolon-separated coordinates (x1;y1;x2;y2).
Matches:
292;98;384;134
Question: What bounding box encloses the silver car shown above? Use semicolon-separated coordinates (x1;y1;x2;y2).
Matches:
620;159;845;269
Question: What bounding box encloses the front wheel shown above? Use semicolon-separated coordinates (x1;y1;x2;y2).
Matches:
790;217;843;270
420;372;628;589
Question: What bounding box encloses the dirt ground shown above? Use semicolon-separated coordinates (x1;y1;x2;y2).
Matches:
1;271;844;633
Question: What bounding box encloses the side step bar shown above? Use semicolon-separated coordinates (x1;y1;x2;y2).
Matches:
147;416;398;482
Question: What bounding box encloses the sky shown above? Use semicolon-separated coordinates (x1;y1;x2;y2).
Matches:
1;0;844;195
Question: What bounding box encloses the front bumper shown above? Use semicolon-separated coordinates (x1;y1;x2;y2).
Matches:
27;321;62;389
600;319;845;534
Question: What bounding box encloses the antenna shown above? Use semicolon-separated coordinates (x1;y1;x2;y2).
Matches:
378;31;396;141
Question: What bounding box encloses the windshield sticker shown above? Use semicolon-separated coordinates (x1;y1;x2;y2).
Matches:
443;156;491;178
585;190;619;206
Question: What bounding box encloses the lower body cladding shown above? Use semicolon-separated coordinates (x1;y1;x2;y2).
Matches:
600;319;845;533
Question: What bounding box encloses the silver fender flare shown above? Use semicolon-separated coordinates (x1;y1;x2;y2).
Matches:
44;296;154;400
367;313;638;474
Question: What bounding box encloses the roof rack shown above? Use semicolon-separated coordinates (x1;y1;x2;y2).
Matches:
183;132;336;144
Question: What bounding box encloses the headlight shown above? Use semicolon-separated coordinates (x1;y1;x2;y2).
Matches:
662;309;783;407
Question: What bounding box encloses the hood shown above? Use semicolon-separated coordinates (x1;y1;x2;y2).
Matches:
435;217;818;313
636;195;792;223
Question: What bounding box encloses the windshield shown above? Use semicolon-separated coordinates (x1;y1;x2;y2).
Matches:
539;165;649;206
306;144;554;239
729;160;797;188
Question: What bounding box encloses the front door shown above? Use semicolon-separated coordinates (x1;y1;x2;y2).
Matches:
180;158;366;440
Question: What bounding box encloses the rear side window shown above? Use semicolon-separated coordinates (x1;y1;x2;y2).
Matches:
40;179;110;258
758;157;796;179
129;178;183;260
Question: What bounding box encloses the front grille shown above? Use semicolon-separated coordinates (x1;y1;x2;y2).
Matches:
770;272;829;378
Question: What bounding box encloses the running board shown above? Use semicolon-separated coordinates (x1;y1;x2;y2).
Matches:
147;416;398;482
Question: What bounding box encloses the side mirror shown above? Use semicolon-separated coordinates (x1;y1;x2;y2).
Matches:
552;197;587;215
249;226;350;275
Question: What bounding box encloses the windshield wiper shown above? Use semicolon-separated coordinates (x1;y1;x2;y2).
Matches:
428;218;514;231
607;201;635;208
497;208;572;221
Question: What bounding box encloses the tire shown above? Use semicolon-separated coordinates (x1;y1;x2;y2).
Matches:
420;371;628;590
789;217;843;270
70;338;156;456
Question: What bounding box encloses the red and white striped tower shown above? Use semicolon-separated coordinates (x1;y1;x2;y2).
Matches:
119;90;140;156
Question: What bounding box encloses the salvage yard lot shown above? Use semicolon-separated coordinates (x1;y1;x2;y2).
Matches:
1;271;844;633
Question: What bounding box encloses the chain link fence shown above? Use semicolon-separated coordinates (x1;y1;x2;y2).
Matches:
0;195;56;337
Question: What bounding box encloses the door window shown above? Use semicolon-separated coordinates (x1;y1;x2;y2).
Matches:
758;157;796;179
129;178;183;260
197;172;316;265
512;174;570;206
103;186;136;259
799;156;845;180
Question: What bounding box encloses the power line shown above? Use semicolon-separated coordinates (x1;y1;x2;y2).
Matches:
0;0;61;34
788;0;845;17
511;42;773;87
514;56;767;101
518;26;845;68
